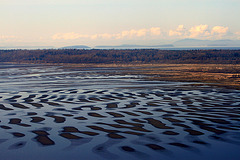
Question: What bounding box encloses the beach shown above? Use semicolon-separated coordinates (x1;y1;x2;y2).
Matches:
0;63;239;160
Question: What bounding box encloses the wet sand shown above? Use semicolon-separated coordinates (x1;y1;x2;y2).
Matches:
0;63;239;160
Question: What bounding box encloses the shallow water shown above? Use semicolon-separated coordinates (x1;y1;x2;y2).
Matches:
0;64;240;160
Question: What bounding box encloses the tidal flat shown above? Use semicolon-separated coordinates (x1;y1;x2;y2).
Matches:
0;63;239;160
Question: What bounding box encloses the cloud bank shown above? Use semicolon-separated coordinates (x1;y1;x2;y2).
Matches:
169;25;186;36
0;35;16;39
169;25;229;39
52;27;162;40
52;25;231;41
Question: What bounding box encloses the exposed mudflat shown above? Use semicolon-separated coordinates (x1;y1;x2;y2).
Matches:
0;64;239;160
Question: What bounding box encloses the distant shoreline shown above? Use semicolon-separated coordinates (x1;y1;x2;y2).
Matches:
0;49;240;64
1;62;240;90
1;47;240;50
1;49;239;90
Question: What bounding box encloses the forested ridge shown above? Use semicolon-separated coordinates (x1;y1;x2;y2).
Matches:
0;49;239;64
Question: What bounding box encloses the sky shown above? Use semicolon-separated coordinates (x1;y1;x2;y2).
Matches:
0;0;240;47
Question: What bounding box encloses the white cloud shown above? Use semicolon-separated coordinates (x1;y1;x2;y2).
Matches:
168;24;231;39
0;35;16;39
51;25;235;41
169;25;185;36
235;31;240;39
136;29;148;37
91;33;113;40
52;32;89;40
210;26;229;39
116;29;148;39
168;24;210;38
235;31;240;35
211;26;228;35
52;27;162;40
0;35;18;42
150;27;161;36
189;24;210;38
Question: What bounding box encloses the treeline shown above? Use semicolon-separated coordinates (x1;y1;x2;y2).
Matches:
0;49;239;64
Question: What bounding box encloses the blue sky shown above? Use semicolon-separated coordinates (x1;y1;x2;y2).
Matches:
0;0;240;47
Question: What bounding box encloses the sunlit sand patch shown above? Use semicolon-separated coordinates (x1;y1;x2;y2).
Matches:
145;118;173;129
45;114;66;123
95;90;108;94
97;122;151;133
55;95;67;101
78;98;92;103
32;130;55;146
88;97;103;102
120;111;140;117
73;105;94;111
135;110;153;115
121;146;135;152
28;103;44;108
163;117;184;123
145;144;166;151
199;126;226;134
163;131;179;135
82;90;96;94
11;132;25;138
131;118;147;123
122;102;138;109
41;100;62;106
30;117;45;123
169;142;191;148
0;125;12;129
37;94;49;99
106;103;118;109
184;129;204;136
59;133;82;139
107;133;126;139
24;98;34;103
80;131;99;136
9;118;31;127
106;112;125;118
87;125;120;133
90;106;102;110
10;103;29;109
5;95;22;102
62;114;74;117
88;112;106;118
100;97;115;101
200;117;230;124
61;126;99;136
74;116;88;120
114;119;144;127
122;131;145;136
27;112;37;116
0;104;13;110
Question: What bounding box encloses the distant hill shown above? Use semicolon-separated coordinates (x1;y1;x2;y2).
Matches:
95;39;240;49
95;44;174;49
173;39;240;47
60;45;91;49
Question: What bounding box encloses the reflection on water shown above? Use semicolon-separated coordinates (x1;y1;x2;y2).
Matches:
0;63;240;160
